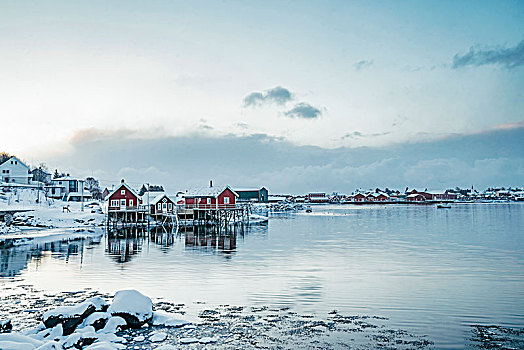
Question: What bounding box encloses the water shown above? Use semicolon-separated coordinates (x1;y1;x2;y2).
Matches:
1;203;523;348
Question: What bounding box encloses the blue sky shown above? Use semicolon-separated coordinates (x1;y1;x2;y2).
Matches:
1;1;523;191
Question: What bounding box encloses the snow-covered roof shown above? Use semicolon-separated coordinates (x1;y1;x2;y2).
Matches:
67;191;92;198
52;176;78;181
184;185;238;198
149;193;177;205
407;193;424;198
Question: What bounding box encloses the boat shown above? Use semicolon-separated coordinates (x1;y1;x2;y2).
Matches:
305;206;312;213
436;204;451;209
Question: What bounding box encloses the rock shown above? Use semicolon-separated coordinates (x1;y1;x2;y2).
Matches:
0;319;12;333
133;335;145;342
83;312;110;331
199;337;218;344
43;297;108;335
108;290;153;328
62;330;97;349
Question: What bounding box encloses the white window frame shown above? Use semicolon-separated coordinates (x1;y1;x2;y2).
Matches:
120;199;126;207
224;197;230;204
121;189;125;195
157;203;161;210
111;199;119;207
129;199;133;207
207;198;211;204
168;203;172;210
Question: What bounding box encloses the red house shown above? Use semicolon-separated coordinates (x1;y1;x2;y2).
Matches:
352;193;366;202
107;181;141;212
183;186;238;209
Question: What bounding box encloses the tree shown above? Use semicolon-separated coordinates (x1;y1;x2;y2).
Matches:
32;163;50;184
85;177;102;199
0;152;11;165
53;169;61;179
138;185;147;196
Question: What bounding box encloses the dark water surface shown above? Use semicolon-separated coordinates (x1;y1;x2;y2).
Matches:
1;203;523;348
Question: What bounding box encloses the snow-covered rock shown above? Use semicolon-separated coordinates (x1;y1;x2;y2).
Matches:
83;312;110;331
98;317;126;334
151;311;190;328
155;346;177;350
149;331;167;342
42;297;108;335
108;290;153;328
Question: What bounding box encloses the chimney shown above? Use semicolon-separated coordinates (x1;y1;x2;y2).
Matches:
121;179;125;183
210;180;213;188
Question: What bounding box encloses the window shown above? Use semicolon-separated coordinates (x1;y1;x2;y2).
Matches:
120;199;126;207
121;189;125;195
224;197;230;204
129;199;133;207
162;203;167;210
207;198;211;204
168;203;172;210
157;203;161;209
111;200;119;207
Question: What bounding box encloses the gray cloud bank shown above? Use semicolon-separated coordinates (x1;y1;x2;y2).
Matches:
452;39;524;69
50;125;524;194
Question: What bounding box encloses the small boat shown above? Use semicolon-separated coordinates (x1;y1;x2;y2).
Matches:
436;204;451;209
305;206;312;213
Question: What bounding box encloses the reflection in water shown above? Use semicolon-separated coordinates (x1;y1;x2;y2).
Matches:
0;236;100;277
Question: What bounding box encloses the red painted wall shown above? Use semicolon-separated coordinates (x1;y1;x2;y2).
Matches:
108;184;139;209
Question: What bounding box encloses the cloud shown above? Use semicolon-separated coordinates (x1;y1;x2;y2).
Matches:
47;125;524;194
354;60;373;71
284;103;322;119
243;86;293;107
342;131;391;139
452;39;524;69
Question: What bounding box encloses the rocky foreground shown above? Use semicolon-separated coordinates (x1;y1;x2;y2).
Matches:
0;285;438;350
1;284;522;349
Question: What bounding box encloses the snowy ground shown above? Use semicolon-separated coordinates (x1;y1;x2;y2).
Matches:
0;188;105;235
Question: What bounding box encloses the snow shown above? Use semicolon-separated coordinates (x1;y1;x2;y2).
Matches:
0;334;45;348
154;346;177;350
199;336;217;344
43;297;106;320
151;311;190;328
108;290;153;324
133;335;145;342
99;317;126;334
179;337;199;344
184;185;238;198
149;332;167;342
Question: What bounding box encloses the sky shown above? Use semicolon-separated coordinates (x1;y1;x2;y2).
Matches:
1;0;523;193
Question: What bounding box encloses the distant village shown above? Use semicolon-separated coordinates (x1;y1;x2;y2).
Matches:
1;153;523;217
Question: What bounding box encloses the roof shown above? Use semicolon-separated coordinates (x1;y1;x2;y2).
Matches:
235;187;268;192
149;193;177;205
107;182;140;200
0;156;29;169
184;185;239;198
52;176;78;181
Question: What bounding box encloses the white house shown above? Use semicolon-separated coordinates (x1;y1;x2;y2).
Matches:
0;156;33;185
45;175;79;200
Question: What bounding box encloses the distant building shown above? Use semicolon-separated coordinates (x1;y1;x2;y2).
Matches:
0;156;33;185
307;193;329;203
407;193;426;202
236;187;269;203
31;168;52;184
183;186;238;209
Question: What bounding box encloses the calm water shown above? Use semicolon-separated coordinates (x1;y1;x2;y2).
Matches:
1;203;523;348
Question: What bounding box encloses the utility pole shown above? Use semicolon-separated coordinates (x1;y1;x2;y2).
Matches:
80;180;84;212
146;182;150;229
